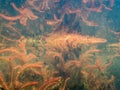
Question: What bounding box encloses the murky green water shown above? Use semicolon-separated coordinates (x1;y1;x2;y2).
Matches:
0;0;120;90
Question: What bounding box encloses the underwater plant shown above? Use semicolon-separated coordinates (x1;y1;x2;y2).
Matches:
0;37;42;90
0;57;43;90
0;3;38;26
42;30;116;90
45;31;107;53
0;0;117;90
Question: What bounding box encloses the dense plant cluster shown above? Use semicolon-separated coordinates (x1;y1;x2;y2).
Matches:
0;0;118;90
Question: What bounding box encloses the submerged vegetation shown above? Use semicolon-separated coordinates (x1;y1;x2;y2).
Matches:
0;0;119;90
